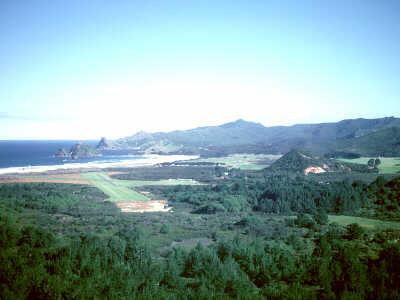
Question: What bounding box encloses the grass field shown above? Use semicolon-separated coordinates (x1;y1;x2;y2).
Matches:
115;178;205;187
2;171;204;204
82;172;149;202
328;215;400;230
193;154;282;170
338;157;400;174
81;172;203;202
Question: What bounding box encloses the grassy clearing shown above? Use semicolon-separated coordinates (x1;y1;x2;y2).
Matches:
338;157;400;174
10;172;204;203
194;154;282;170
82;172;149;202
116;178;205;187
81;172;204;202
328;215;400;230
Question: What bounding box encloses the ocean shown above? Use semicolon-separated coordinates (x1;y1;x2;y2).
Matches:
0;140;143;169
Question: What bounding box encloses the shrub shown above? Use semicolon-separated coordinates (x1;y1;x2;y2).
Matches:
345;223;365;240
192;202;227;214
295;213;316;229
160;224;169;234
313;208;329;225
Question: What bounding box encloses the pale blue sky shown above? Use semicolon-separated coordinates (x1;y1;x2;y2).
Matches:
1;0;399;139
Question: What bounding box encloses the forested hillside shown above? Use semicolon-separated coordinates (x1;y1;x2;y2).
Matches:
332;126;400;156
110;117;400;157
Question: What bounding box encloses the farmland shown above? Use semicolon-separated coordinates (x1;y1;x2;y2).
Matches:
338;157;400;174
328;215;400;230
191;153;282;170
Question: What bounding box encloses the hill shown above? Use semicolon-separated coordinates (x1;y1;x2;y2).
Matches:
110;117;400;157
332;126;400;156
259;117;400;155
112;119;268;155
266;149;375;175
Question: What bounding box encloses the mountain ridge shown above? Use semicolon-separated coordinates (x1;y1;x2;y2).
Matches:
110;117;400;157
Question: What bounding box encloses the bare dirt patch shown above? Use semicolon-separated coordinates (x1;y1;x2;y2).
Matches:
0;178;91;185
304;166;326;175
299;153;312;159
48;173;82;179
117;200;172;213
107;171;126;176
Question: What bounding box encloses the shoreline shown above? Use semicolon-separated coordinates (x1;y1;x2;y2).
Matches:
0;154;198;175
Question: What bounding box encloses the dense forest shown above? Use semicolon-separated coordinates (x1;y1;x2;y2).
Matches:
1;199;400;299
149;171;400;220
1;163;400;298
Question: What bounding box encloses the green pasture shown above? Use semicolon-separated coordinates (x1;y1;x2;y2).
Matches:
338;157;400;174
285;214;400;230
328;215;400;230
194;154;282;170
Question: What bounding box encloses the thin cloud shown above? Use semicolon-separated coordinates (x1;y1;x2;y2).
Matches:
0;112;76;122
0;112;16;119
0;112;42;121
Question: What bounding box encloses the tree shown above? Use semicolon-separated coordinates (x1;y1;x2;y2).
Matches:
160;224;169;234
368;158;375;168
374;158;381;167
345;223;364;240
313;208;329;225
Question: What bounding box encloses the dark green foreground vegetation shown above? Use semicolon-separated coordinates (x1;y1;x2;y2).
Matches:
1;165;400;299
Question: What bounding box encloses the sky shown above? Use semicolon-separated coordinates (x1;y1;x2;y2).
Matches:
0;0;399;140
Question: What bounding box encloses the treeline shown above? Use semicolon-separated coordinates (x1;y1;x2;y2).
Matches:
1;211;400;299
255;175;368;214
0;182;113;217
112;165;221;182
152;174;400;219
365;176;400;219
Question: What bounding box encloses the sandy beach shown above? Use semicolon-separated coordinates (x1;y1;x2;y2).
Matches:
0;154;198;175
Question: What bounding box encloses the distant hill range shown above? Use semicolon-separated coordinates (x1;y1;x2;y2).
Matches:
109;117;400;157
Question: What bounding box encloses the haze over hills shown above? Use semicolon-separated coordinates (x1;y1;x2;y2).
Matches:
110;117;400;157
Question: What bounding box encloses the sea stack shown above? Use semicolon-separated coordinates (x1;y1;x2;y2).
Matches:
54;148;70;158
97;137;110;150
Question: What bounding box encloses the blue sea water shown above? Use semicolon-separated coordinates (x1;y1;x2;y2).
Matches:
0;140;143;169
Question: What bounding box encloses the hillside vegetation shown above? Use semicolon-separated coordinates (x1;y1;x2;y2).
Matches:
110;117;400;157
266;149;375;175
2;166;400;298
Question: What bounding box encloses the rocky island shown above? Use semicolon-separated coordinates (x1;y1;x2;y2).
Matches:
55;142;101;160
54;148;70;158
96;137;111;150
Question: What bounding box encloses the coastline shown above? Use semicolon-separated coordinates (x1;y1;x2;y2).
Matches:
0;154;198;175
